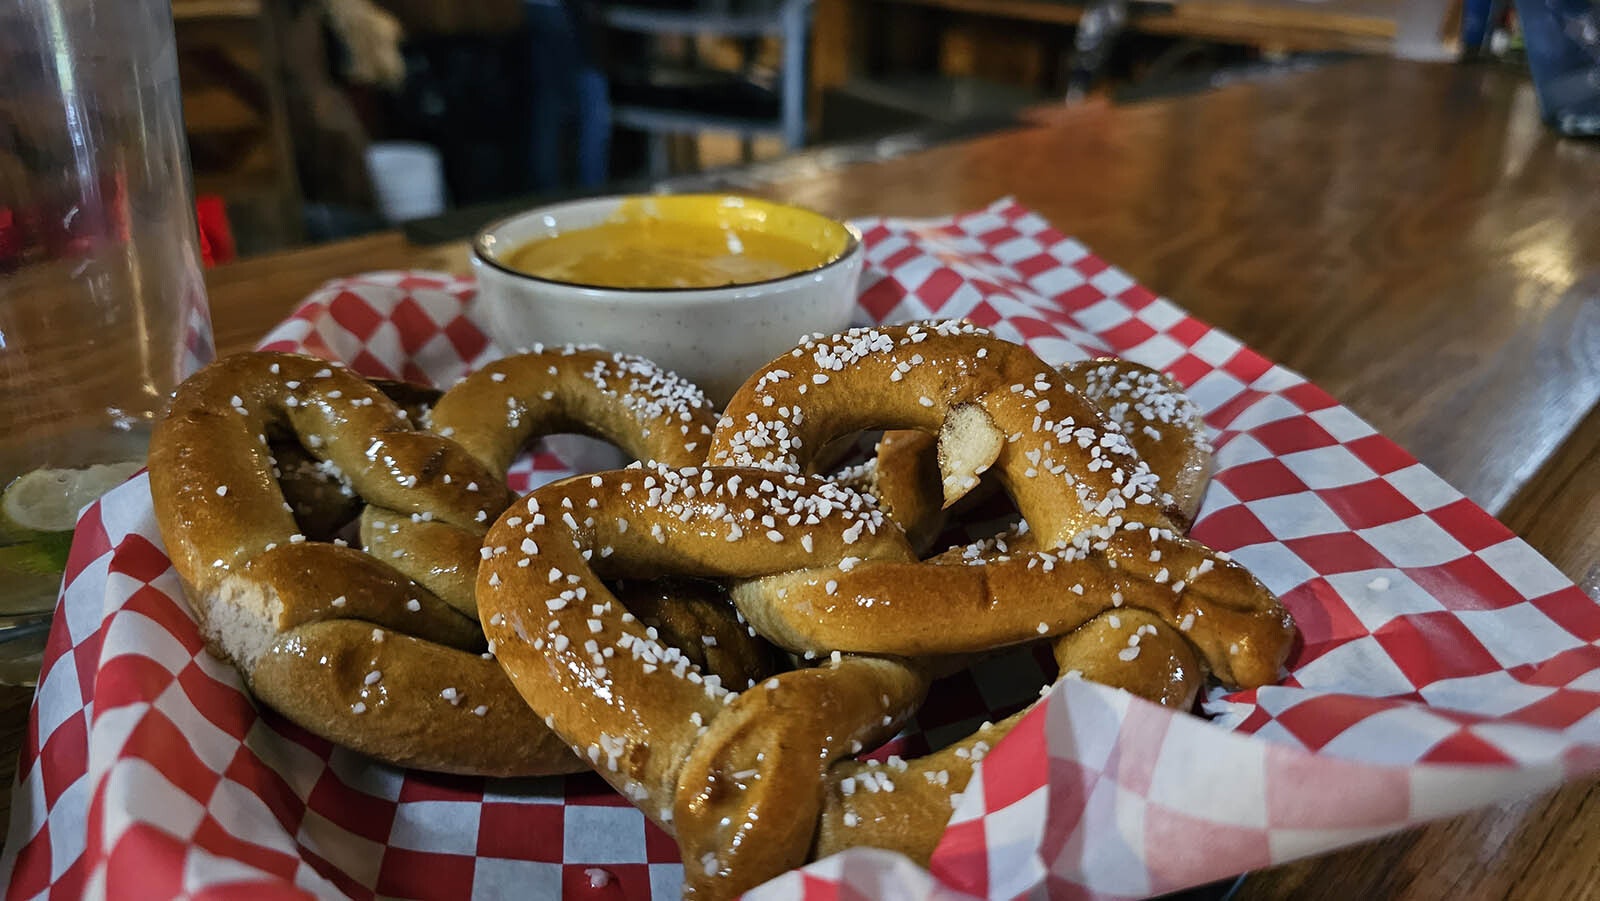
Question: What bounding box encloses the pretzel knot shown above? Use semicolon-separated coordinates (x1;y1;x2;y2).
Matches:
359;345;720;617
355;346;779;689
477;464;922;897
479;463;1217;896
150;352;579;776
482;322;1295;897
712;323;1293;688
862;356;1215;549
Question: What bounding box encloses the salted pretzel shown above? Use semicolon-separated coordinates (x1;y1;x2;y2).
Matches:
864;355;1212;547
709;322;1176;542
271;377;441;540
708;323;1291;687
478;464;1212;896
149;352;579;776
359;346;719;619
476;465;916;897
480;330;1284;895
827;354;1216;713
682;604;1207;891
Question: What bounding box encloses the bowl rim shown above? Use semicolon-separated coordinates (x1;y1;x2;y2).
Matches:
471;193;864;295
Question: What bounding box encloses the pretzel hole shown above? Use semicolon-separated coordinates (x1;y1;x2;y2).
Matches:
514;434;631;493
267;377;442;543
864;427;1026;563
812;431;881;475
866;644;1059;764
815;407;1024;561
271;438;362;542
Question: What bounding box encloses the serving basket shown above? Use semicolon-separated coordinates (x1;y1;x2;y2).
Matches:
5;200;1597;900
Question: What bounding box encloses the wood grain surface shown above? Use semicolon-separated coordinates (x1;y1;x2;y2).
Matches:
7;58;1599;898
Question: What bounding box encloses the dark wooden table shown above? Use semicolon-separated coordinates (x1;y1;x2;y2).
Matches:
6;56;1598;898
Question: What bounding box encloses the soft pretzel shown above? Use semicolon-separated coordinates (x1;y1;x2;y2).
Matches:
476;466;920;894
709;321;1175;545
677;605;1204;894
478;465;1210;896
709;324;1290;687
361;346;721;617
474;466;906;793
149;352;580;776
836;354;1220;698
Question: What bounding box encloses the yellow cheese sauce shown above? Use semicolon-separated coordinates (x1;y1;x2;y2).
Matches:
499;196;851;290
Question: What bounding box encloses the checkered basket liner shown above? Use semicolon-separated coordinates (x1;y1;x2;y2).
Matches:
5;199;1597;901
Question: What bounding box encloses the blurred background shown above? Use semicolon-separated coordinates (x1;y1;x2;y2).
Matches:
165;0;1563;259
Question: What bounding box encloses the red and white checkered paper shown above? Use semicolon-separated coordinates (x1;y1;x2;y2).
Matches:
6;199;1599;901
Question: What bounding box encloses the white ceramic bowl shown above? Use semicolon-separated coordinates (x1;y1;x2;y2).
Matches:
472;194;864;405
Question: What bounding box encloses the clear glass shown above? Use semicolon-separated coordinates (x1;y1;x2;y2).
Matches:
0;0;213;626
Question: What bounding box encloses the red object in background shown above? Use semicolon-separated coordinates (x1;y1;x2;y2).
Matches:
0;207;19;267
0;170;149;271
195;195;235;267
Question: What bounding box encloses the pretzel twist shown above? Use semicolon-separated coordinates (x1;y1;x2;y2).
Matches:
150;352;578;776
479;463;1212;896
1064;357;1212;526
693;605;1204;888
710;324;1291;687
361;346;721;617
835;355;1222;701
476;466;915;893
811;607;1202;866
709;322;1173;542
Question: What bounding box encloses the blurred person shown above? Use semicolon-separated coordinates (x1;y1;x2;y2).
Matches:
525;0;612;191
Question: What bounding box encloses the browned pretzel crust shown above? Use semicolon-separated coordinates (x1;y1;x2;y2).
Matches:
270;378;442;540
149;352;579;776
810;607;1199;865
362;346;721;617
1062;357;1211;526
733;523;1286;687
431;345;718;477
479;458;1239;896
708;321;1176;546
709;325;1289;687
842;354;1225;705
476;466;922;896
